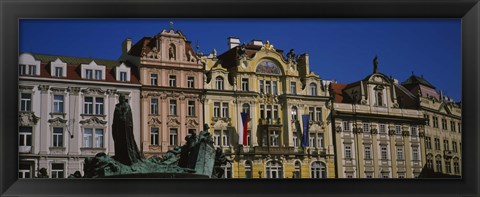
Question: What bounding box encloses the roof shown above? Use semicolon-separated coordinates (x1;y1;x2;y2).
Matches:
401;74;436;89
330;83;351;103
33;54;122;68
217;44;287;69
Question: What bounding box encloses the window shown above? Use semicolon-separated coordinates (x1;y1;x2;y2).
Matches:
343;121;351;132
215;76;224;90
452;141;458;153
83;128;104;148
273;105;279;120
398;174;405;178
309;133;315;147
454;161;460;174
424;114;430;126
363;123;370;133
441;119;447;130
266;161;283;178
119;71;127;82
84;97;104;115
19;127;32;147
315;108;322;122
382;173;389;178
213;130;220;146
241;78;249;91
311;161;326;178
293;132;299;147
345;145;352;159
222;102;229;118
309;107;315;121
52;127;63;147
450;121;456;132
19;64;27;75
259;80;264;93
51;163;64;178
397;146;404;160
379;124;386;134
150;98;158;115
222;130;229;146
222;162;232;178
433;117;439;128
365;145;372;159
150;74;158;86
245;161;252;178
318;133;324;148
381;146;388;160
412;147;419;161
376;91;384;106
425;137;432;149
395;125;402;135
426;158;434;169
19;163;32;178
443;140;449;150
272;81;278;95
260;105;265;119
434;138;441;150
290;81;297;95
53;95;64;113
54;67;63;77
242;103;250;115
20;93;32;112
365;173;373;178
151;128;159;145
445;161;452;174
187;101;195;116
169;75;177;87
169;99;177;115
169;128;178;146
265;81;271;94
291;106;298;121
458;123;461;133
310;83;317;96
95;70;102;80
436;159;442;172
411;125;418;136
293;161;301;178
213;102;221;117
187;77;195;88
270;131;279;147
86;69;93;79
29;65;37;76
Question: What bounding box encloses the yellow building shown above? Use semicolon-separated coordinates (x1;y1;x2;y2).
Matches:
202;38;335;178
402;74;462;176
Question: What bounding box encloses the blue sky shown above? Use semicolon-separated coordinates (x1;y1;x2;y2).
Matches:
19;19;461;101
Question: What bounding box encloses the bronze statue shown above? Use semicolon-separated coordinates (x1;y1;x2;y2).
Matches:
112;94;143;165
373;55;379;73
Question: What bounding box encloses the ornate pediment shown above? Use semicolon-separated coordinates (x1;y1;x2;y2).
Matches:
186;119;199;128
167;118;181;127
81;87;106;95
19;112;40;126
148;117;162;126
79;116;107;126
48;117;67;127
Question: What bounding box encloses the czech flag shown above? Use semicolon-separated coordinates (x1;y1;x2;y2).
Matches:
239;112;249;145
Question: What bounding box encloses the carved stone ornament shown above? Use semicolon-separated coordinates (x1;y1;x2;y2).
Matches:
38;85;50;93
402;130;410;137
79;116;107;126
48;117;68;127
167;118;181;127
419;131;425;138
50;87;67;93
68;87;81;95
81;87;106;95
370;128;378;134
106;89;118;95
19;112;40;126
186;119;200;128
388;130;396;136
261;40;275;51
335;126;342;133
148;117;162;126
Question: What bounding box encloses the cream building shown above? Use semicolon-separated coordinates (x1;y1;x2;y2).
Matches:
401;75;462;176
120;29;204;157
18;53;141;178
202;38;335;178
330;60;425;178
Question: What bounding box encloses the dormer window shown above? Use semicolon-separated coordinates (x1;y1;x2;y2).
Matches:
86;69;93;79
376;91;384;106
19;64;27;75
115;63;131;82
54;67;63;77
95;70;102;80
18;53;41;76
81;61;105;80
374;85;385;107
215;76;224;90
119;72;127;82
28;65;37;76
310;83;317;96
50;58;67;77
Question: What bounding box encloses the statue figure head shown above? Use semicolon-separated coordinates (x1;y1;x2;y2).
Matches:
119;94;126;104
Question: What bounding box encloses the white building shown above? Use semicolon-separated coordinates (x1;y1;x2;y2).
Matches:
18;53;141;178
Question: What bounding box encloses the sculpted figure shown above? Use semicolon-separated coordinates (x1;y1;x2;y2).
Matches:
112;94;143;165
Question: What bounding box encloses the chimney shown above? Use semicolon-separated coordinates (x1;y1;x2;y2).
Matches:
251;39;263;46
122;38;132;53
228;37;240;49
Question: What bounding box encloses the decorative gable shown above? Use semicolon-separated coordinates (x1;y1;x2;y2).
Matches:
115;62;131;82
18;53;41;76
80;60;106;80
50;58;67;77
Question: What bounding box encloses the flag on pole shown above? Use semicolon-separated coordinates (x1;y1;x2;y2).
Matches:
239;112;249;145
301;114;310;148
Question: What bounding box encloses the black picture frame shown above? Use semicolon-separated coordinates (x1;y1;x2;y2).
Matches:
1;0;479;196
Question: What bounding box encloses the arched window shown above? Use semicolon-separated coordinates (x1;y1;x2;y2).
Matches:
435;156;443;172
221;161;232;178
376;91;384;106
311;161;326;178
242;103;250;115
310;83;317;96
215;76;224;90
245;160;252;178
293;161;301;178
266;160;283;178
168;43;176;60
291;106;298;121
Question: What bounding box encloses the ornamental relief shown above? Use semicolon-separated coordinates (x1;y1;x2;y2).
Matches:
19;85;35;92
19;112;40;126
50;87;67;93
211;118;230;130
79;116;107;126
148;117;162;126
81;87;106;95
48;117;68;127
186;118;199;128
167;118;181;127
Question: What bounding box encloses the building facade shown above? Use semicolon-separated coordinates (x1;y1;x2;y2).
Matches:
202;38;335;178
402;75;462;176
120;29;204;157
330;61;425;178
18;53;141;178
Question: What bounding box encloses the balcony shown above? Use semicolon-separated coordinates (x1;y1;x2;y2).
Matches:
19;146;32;154
254;146;295;154
259;118;282;126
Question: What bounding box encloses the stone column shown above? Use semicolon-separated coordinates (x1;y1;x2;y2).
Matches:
38;85;50;155
68;87;81;155
107;89;117;155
